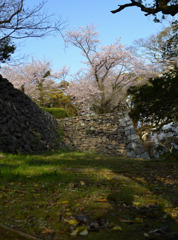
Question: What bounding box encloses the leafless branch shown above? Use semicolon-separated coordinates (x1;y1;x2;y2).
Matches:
111;0;178;16
0;0;65;41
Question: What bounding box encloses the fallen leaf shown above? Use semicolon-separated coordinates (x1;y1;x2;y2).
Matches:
108;222;115;228
112;226;122;231
119;218;134;223
80;181;85;186
65;212;72;216
79;229;88;235
70;229;79;236
170;212;177;218
95;198;108;202
77;226;89;232
133;201;140;206
74;203;81;207
68;219;79;225
41;229;55;235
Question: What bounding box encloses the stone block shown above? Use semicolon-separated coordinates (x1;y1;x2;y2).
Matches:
127;142;137;149
140;152;150;159
130;128;136;135
125;125;133;130
135;147;145;155
120;122;127;127
128;134;138;141
127;151;135;158
123;116;130;122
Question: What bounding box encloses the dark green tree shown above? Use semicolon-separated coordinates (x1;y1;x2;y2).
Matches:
0;38;15;63
127;68;178;133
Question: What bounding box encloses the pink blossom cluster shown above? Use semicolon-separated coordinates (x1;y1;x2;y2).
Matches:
1;59;69;104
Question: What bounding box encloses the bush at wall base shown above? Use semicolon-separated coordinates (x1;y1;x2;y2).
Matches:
41;107;68;119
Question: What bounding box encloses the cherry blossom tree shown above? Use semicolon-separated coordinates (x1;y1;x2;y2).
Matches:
1;59;70;106
64;24;154;114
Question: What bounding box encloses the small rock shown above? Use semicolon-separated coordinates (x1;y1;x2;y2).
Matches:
75;215;90;224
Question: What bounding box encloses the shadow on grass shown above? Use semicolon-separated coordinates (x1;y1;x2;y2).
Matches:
0;163;20;169
1;150;177;204
0;151;177;240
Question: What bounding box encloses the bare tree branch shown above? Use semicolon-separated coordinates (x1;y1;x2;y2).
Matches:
0;0;65;41
111;0;178;17
0;0;23;25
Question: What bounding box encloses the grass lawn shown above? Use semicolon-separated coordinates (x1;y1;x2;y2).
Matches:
0;150;177;240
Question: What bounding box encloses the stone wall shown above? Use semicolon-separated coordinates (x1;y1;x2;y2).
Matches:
0;75;59;154
142;122;178;158
59;112;150;159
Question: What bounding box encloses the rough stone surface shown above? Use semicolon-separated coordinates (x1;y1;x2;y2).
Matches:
141;122;178;158
0;75;59;154
59;112;150;159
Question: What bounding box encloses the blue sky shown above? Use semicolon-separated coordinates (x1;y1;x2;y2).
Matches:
17;0;172;74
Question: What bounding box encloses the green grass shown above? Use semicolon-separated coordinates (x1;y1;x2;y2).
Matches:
0;150;177;240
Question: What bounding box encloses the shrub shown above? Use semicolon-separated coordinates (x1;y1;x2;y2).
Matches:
42;107;68;119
